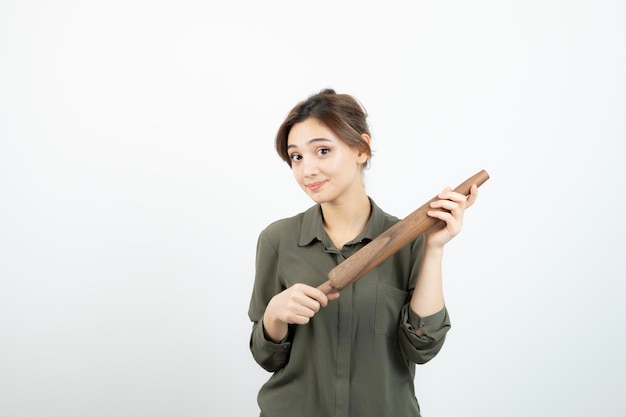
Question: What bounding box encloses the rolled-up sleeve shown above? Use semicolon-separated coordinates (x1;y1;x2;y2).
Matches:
248;230;293;372
398;305;451;364
250;319;293;372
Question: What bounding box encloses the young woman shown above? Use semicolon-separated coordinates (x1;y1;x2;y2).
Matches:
248;89;478;417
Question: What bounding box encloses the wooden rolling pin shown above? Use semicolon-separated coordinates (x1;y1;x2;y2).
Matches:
317;169;489;294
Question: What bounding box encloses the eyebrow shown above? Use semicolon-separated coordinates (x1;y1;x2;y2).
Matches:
287;138;332;149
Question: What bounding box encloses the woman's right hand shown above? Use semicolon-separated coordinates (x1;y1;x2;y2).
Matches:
262;283;339;343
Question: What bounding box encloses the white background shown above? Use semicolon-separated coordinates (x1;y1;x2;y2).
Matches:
1;1;624;416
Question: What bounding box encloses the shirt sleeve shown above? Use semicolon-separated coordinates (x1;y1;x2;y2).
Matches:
249;319;293;372
248;230;293;372
398;304;451;364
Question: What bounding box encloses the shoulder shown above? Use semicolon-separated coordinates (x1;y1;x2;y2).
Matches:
369;198;402;231
261;212;304;239
259;204;317;242
380;210;401;229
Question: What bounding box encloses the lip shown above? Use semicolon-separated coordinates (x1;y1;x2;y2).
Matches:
306;181;326;192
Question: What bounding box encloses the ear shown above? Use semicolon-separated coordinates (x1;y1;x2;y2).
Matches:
356;133;371;164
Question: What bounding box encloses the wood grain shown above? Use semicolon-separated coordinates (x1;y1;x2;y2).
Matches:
318;169;490;294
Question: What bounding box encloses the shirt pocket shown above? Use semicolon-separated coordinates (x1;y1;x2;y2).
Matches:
374;283;409;338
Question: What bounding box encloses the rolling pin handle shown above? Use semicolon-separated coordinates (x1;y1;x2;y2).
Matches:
317;280;338;295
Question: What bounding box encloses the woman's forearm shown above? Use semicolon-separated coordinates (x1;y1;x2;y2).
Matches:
410;244;445;317
263;308;289;343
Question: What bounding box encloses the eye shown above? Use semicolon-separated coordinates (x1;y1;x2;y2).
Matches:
289;153;302;162
317;147;330;156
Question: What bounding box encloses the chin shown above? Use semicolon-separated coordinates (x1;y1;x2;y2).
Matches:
308;195;325;204
306;192;329;205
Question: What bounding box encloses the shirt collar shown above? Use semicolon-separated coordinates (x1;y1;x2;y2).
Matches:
298;198;387;247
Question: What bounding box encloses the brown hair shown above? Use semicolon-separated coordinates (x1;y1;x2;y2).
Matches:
275;89;372;167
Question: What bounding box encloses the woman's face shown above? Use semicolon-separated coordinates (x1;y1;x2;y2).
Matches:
286;118;369;205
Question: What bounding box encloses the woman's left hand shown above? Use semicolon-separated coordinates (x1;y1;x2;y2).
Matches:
424;184;478;249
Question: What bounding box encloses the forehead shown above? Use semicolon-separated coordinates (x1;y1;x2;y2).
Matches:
287;118;339;148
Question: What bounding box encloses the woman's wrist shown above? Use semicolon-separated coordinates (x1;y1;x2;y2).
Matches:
423;238;445;258
263;306;288;343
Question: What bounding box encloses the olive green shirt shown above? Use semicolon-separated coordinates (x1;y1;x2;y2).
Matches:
248;199;451;417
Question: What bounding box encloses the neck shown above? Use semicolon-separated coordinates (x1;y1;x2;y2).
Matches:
321;191;371;250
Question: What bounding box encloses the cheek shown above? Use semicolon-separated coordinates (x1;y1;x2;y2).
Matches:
291;166;304;183
333;154;357;173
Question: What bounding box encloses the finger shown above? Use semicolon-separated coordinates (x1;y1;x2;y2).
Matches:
327;291;340;301
436;187;451;200
283;296;318;320
287;314;313;325
292;292;322;313
430;199;460;212
466;184;478;207
438;189;470;206
426;208;455;224
290;304;318;319
428;212;462;237
430;200;463;220
302;286;333;307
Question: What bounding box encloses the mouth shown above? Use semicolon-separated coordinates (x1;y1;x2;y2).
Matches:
306;181;326;192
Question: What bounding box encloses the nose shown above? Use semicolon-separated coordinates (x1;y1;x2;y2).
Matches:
302;157;319;178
